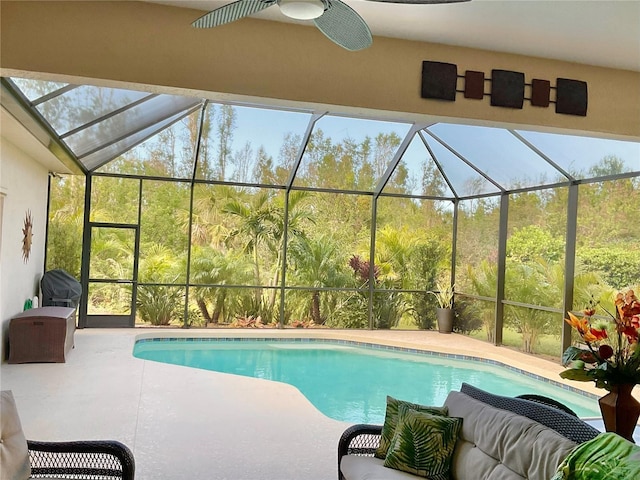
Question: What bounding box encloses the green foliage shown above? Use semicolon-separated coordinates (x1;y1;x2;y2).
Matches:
577;246;640;290
46;220;82;279
466;261;497;342
374;291;411;329
412;292;437;331
507;225;564;263
136;285;183;326
427;282;454;308
46;175;85;278
136;244;183;325
287;235;351;325
329;293;369;329
189;246;254;324
452;299;483;335
232;290;279;325
408;240;449;330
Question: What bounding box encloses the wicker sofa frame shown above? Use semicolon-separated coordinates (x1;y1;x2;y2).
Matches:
27;439;135;479
337;383;600;480
2;389;135;479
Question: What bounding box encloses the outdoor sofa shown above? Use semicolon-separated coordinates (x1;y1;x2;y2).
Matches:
0;390;135;480
338;383;604;480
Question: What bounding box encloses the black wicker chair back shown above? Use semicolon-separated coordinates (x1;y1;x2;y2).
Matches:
27;440;135;479
516;393;579;416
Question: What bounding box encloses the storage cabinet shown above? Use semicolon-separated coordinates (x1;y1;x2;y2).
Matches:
8;306;76;363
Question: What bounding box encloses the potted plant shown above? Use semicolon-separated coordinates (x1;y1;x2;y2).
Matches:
428;282;455;334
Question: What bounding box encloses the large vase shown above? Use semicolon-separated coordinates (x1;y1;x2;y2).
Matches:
598;383;640;442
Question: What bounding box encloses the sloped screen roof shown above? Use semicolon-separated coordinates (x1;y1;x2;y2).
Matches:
4;77;639;199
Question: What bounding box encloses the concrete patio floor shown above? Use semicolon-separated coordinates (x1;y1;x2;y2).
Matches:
0;328;607;480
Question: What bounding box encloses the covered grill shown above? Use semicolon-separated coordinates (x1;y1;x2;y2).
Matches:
40;269;82;308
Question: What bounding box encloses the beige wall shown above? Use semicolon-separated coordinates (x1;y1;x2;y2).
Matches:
1;0;639;140
0;137;49;360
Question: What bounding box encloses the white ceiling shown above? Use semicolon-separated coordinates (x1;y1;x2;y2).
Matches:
148;0;640;72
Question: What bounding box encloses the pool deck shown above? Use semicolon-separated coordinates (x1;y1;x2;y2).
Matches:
0;328;629;480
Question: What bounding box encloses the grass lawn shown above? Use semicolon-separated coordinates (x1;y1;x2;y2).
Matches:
469;328;562;361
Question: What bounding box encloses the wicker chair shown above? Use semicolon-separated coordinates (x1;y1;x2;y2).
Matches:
1;391;135;479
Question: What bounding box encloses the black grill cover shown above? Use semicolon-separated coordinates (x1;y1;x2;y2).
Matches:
41;269;82;308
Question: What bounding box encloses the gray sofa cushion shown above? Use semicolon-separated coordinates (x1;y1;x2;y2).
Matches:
444;391;577;480
0;390;31;480
342;455;426;480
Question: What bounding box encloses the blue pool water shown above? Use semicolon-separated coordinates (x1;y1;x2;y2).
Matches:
133;338;600;423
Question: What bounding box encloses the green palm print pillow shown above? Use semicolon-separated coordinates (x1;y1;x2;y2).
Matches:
551;432;640;480
383;405;462;479
374;396;449;459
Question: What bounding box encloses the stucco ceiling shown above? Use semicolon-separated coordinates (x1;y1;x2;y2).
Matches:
147;0;640;72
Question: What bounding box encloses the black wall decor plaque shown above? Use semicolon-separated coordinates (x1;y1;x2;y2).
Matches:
419;60;587;116
421;61;457;101
556;78;588;116
491;70;525;109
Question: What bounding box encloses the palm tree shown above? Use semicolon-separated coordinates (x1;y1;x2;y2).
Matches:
287;235;350;324
189;246;253;324
467;261;498;342
267;190;315;310
504;263;553;353
223;189;316;314
187;184;236;248
223;190;278;289
136;244;182;325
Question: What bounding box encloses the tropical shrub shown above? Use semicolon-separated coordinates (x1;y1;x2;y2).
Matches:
577;247;640;290
452;299;483;334
136;285;183;326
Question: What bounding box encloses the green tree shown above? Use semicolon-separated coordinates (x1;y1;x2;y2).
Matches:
136;244;182;326
215;105;236;180
224;191;274;282
576;247;640;290
467;261;498;342
409;240;449;330
46;175;85;278
287;235;350;324
507;225;564;263
189;246;253;325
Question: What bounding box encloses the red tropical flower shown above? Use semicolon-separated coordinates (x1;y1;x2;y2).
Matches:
590;327;608;341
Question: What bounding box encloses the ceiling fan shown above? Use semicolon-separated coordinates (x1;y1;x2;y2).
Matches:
192;0;470;51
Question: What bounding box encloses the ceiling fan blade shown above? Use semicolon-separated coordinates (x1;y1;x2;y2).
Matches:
314;0;372;51
365;0;470;4
192;0;277;28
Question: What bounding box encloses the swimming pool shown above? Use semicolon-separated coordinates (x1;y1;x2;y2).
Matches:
133;337;600;423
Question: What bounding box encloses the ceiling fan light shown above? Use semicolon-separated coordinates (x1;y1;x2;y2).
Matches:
279;0;325;20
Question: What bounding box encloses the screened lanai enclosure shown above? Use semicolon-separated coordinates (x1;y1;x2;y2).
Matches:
3;76;639;359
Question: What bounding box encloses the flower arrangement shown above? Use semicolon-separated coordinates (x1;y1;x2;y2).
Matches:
561;289;640;391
